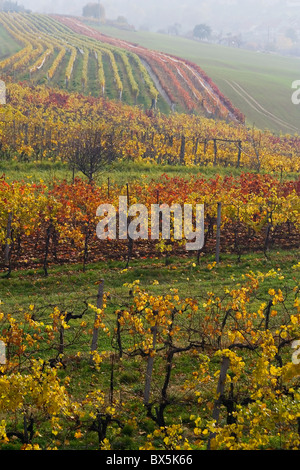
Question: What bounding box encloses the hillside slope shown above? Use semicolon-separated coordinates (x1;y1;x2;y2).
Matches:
80;21;300;134
54;15;244;123
0;12;243;123
0;24;21;59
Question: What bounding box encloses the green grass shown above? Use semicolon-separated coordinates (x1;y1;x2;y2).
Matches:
1;248;298;316
84;22;300;135
0;24;21;60
0;159;298;186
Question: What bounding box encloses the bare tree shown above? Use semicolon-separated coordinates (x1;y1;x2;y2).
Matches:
69;126;120;183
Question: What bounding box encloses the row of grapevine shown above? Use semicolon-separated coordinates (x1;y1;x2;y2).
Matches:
56;15;245;121
0;12;64;76
94;49;105;95
47;47;66;80
65;46;77;83
0;12;244;118
120;50;139;101
30;47;53;74
0;13;44;72
1;82;299;173
105;49;123;98
1;173;299;274
81;48;89;88
131;53;159;102
0;12;161;108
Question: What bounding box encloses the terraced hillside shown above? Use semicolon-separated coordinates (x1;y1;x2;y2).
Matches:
0;12;243;122
78;21;300;135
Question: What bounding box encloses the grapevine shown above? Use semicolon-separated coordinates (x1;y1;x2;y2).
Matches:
47;46;66;80
65;46;77;83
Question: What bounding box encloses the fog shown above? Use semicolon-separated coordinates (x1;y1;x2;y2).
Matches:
17;0;300;35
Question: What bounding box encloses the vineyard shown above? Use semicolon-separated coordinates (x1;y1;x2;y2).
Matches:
0;82;299;173
0;12;244;119
0;11;300;453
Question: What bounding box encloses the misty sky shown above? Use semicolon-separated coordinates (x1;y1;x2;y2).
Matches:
19;0;300;32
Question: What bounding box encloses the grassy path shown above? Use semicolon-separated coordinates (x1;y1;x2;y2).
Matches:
1;248;298;317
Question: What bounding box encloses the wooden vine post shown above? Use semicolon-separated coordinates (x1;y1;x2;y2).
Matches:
216;202;222;264
180;134;186;164
213;139;218;166
237;140;242;168
143;321;158;406
207;355;230;450
125;183;133;268
4;212;13;276
89;279;105;364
